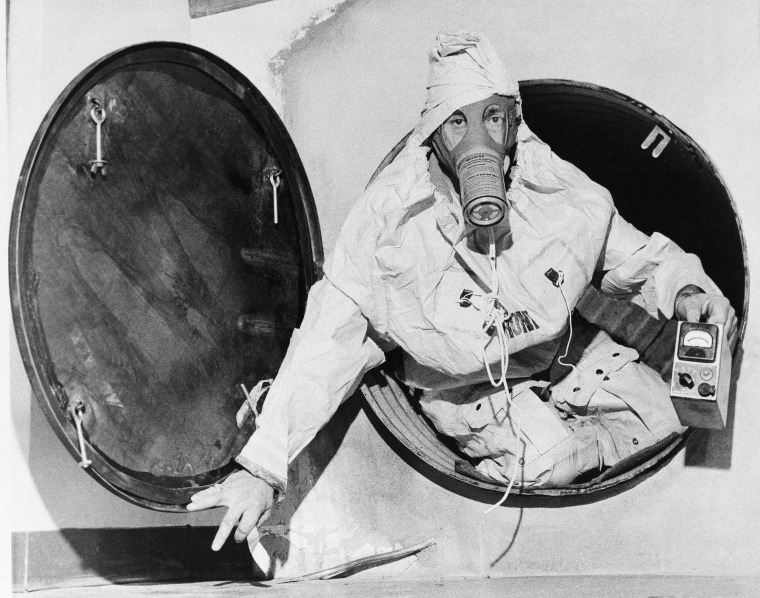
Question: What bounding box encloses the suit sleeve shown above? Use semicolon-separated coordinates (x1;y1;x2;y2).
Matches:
598;209;722;319
235;277;385;494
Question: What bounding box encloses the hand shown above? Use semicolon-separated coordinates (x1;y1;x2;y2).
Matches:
187;469;275;552
674;291;738;351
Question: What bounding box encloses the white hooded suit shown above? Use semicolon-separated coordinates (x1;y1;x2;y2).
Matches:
236;32;721;492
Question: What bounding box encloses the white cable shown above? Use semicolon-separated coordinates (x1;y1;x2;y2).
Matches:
483;267;578;513
556;276;577;377
481;229;508;388
481;230;523;514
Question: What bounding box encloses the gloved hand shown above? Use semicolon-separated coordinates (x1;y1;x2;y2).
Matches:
674;286;738;350
187;469;275;552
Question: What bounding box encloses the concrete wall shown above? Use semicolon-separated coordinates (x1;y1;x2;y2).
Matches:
5;0;760;584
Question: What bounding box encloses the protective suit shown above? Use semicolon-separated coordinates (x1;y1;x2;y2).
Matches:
236;31;722;493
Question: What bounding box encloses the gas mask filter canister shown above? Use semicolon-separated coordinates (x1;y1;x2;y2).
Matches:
432;95;519;231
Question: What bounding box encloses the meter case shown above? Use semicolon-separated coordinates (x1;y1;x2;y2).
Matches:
670;322;731;429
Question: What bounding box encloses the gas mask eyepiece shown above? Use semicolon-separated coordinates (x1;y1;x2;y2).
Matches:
432;95;519;233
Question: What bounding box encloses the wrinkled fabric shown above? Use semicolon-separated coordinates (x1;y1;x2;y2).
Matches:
418;31;520;141
423;331;686;488
237;120;719;491
238;279;384;492
236;32;721;492
326;123;720;390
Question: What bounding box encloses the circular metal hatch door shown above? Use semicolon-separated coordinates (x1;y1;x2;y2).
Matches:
10;43;323;511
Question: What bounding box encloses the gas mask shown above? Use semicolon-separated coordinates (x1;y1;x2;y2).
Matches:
431;95;520;238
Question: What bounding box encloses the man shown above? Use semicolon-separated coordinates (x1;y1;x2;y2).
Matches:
188;31;737;552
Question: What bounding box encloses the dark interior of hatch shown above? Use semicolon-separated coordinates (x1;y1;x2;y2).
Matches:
360;79;748;505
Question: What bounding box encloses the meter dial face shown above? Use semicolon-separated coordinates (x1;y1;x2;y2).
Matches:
678;323;719;362
683;329;714;348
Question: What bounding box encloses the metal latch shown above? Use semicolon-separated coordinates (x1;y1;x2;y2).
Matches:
89;99;108;175
67;398;93;468
236;379;273;428
263;166;282;224
641;125;671;158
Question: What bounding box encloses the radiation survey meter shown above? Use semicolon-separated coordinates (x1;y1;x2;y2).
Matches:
670;321;731;430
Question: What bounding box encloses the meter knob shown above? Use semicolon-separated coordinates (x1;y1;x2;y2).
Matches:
678;372;695;389
698;382;716;397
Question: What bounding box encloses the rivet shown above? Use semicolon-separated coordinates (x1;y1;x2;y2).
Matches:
573;387;580;392
633;438;639;445
518;458;525;465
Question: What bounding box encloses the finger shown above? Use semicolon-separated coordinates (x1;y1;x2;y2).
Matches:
187;488;222;511
212;509;241;552
683;302;702;323
189;486;219;502
256;503;273;528
705;300;730;326
234;510;260;543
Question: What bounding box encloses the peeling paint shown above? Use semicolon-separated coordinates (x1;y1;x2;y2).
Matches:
323;525;361;550
268;0;355;103
260;515;425;579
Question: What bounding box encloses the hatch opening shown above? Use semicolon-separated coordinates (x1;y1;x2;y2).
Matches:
362;79;748;503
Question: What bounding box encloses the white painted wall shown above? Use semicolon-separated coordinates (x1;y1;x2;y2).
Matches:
274;0;760;579
4;0;759;583
2;2;12;592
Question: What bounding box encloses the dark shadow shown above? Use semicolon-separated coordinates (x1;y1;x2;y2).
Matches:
21;528;254;588
684;344;744;469
20;388;363;590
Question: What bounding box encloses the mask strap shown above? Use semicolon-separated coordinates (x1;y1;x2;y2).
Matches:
506;101;521;149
